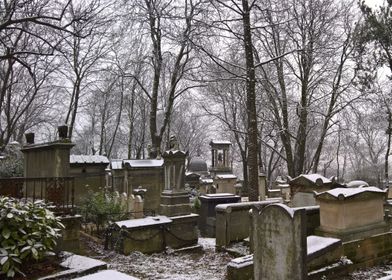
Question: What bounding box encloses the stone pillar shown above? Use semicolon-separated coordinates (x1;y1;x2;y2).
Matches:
258;174;266;200
252;203;306;280
123;168;128;193
159;149;191;217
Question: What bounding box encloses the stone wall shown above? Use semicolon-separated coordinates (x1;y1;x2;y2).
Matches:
125;168;164;213
69;165;106;204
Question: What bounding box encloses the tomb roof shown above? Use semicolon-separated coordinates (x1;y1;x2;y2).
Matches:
188;157;208;172
315;186;386;200
346;180;369;188
110;159;123;170
123;159;164;168
115;216;172;229
289;173;332;187
210;140;232;145
216;174;237;179
70;154;109;165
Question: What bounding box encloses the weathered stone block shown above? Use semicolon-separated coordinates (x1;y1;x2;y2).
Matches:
227;255;253;280
199;193;240;237
215;199;282;248
252;203;307;280
164;214;199;249
56;215;82;253
315;187;388;241
114;216;172;255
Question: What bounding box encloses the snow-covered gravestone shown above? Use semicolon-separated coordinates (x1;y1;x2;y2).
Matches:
252;203;307;280
120;192;128;211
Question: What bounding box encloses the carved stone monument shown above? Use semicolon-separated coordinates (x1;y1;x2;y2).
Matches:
252;203;307;280
159;148;191;216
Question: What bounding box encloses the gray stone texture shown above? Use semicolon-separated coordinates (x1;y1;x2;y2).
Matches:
252;203;307;280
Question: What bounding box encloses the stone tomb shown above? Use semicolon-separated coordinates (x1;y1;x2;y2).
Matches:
113;216;172;254
289;174;339;207
315;187;388;241
199;193;240;237
252;203;307;280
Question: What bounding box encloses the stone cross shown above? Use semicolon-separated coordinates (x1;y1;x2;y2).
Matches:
252;203;307;280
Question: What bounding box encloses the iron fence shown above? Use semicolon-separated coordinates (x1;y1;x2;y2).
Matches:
0;176;75;214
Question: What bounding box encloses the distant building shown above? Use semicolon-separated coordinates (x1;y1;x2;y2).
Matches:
185;157;213;194
69;154;109;203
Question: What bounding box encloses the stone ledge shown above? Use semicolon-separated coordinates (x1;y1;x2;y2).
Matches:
72;270;139;280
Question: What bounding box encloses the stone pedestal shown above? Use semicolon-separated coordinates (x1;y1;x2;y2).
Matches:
160;190;192;217
157;147;199;250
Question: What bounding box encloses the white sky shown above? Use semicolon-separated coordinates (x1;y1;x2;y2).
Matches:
364;0;385;7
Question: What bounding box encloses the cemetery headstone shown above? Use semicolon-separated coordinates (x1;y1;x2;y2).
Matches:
252;203;307;280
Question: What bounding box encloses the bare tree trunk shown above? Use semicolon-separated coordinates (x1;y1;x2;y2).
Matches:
242;0;259;201
385;111;392;186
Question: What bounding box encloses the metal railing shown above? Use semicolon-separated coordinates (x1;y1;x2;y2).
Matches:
0;176;75;214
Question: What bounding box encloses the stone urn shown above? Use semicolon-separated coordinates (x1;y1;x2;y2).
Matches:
58;125;68;139
25;132;35;144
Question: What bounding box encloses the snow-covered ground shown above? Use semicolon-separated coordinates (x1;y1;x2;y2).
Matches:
82;235;392;280
83;237;232;280
341;265;392;280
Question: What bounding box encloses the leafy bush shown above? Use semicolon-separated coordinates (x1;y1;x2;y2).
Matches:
79;188;123;235
0;197;64;278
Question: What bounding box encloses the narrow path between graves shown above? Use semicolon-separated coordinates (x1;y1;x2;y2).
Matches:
79;234;392;280
80;235;232;280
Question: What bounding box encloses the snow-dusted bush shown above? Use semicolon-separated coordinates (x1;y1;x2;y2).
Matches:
0;197;64;278
80;188;123;235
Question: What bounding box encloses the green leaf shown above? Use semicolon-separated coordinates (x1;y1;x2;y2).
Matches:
31;248;38;260
20;246;31;253
6;268;15;278
2;228;10;240
0;256;8;265
2;259;9;272
6;213;13;219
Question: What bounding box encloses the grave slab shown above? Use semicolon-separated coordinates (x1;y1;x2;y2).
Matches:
39;252;107;280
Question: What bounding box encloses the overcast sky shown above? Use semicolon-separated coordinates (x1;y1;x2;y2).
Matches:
365;0;385;7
